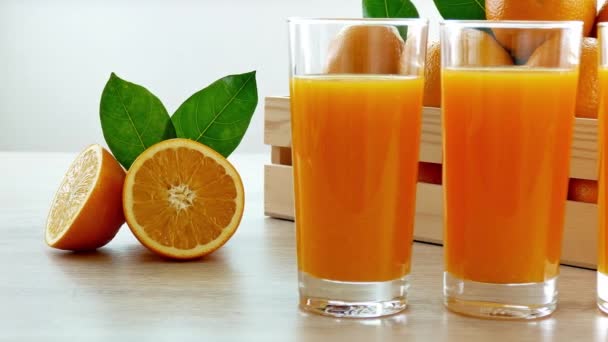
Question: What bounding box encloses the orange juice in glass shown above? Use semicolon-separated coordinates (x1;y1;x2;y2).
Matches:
441;21;582;320
598;23;608;315
288;18;428;318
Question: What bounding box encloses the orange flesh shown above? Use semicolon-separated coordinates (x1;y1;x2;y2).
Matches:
443;68;577;284
599;67;608;275
130;147;238;250
290;75;423;282
47;148;99;240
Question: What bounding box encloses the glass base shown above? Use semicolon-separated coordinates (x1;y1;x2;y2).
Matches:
598;272;608;314
443;272;557;320
298;271;409;318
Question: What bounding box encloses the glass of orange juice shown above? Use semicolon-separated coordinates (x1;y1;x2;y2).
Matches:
287;18;428;318
441;20;582;319
598;22;608;315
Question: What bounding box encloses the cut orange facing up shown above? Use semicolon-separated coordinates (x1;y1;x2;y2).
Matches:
46;144;126;251
123;138;244;260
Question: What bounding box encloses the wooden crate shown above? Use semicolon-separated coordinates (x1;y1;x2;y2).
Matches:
264;96;599;269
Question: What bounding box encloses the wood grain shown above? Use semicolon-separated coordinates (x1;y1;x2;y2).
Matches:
1;152;606;341
571;118;599;181
264;96;291;148
265;96;599;180
264;164;294;220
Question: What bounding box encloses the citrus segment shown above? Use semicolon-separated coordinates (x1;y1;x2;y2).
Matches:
123;138;244;259
46;144;126;250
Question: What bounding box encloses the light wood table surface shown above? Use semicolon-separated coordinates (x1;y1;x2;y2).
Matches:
1;152;607;341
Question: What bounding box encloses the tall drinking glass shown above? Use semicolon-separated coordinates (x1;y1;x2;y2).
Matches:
598;22;608;315
288;18;428;318
441;20;582;319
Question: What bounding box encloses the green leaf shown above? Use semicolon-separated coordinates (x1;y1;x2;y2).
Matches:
172;71;258;158
433;0;485;20
100;73;176;169
362;0;419;18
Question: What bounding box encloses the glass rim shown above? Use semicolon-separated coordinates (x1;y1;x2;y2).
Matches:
440;19;583;29
287;17;429;26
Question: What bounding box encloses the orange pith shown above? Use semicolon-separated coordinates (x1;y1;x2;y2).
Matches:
123;138;244;260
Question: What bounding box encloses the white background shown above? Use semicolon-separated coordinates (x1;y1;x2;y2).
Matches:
0;0;440;153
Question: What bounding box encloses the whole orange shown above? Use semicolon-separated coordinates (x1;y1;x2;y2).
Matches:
576;38;599;118
528;37;598;118
423;41;441;108
325;25;405;74
486;0;596;62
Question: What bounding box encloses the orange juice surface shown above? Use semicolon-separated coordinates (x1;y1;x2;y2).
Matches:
443;68;578;284
599;67;608;275
290;75;423;282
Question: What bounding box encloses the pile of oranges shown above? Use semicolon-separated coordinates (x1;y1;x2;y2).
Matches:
421;0;606;203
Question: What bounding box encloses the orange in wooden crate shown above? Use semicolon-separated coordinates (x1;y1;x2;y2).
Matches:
326;25;405;74
486;0;596;62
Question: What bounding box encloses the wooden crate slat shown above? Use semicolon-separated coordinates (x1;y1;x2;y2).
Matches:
264;164;599;269
410;181;598;269
571;118;599;181
419;107;443;164
264;96;599;180
264;97;291;148
413;183;443;245
562;200;598;269
265;96;601;269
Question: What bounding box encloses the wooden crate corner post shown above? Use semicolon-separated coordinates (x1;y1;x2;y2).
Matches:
264;97;295;220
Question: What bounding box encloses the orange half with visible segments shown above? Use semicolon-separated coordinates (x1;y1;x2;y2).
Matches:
46;144;126;251
122;138;244;260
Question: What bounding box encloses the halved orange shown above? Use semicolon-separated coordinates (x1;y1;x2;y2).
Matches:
46;144;126;250
122;138;244;260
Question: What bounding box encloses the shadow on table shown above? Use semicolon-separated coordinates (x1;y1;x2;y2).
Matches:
46;249;116;264
46;240;230;265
